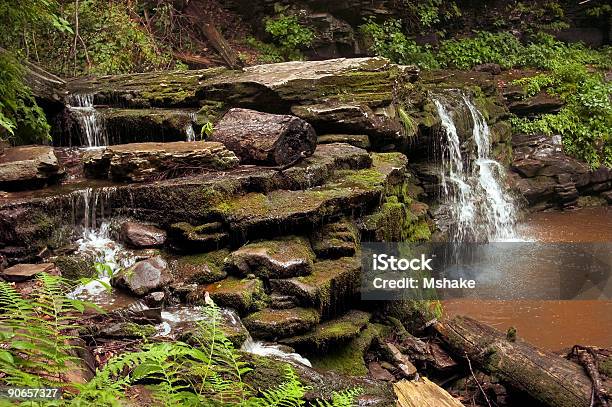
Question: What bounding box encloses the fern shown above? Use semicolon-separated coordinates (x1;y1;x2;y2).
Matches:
247;365;307;407
314;388;363;407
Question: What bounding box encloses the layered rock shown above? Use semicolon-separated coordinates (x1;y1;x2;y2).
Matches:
242;307;320;340
83;141;239;182
0;146;63;191
0;263;57;282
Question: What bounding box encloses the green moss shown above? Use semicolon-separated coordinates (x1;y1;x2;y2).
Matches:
406;220;432;242
599;357;612;377
309;323;381;376
53;255;96;280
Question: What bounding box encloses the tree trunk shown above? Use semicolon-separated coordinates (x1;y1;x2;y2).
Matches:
434;316;596;407
211;108;317;167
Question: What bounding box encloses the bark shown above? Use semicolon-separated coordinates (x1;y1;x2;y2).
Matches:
394;377;464;407
211;108;317;167
434;315;596;407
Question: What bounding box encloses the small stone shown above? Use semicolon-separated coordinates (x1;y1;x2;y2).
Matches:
1;263;56;282
120;222;167;248
368;361;395;381
112;256;173;296
143;291;166;308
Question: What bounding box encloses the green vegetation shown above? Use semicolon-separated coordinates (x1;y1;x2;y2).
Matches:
0;273;360;406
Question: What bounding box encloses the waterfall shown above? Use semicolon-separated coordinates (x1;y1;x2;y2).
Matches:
68;94;107;147
185;112;197;142
241;336;312;367
433;91;517;242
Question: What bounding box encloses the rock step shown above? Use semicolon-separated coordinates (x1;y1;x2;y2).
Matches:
270;255;361;319
242;307;320;340
84;141;240;182
224;236;315;279
269;294;298;310
190;276;267;316
279;310;370;354
0;146;63;191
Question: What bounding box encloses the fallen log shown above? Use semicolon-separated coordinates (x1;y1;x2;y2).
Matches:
211;108;317;167
434;315;595;407
394;378;463;407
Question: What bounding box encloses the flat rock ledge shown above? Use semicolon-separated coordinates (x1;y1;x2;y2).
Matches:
0;146;63;191
84;141;239;182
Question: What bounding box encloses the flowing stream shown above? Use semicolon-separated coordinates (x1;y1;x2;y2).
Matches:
433;91;517;242
68;94;108;147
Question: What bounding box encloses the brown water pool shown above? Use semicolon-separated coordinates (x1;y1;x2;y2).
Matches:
444;206;612;351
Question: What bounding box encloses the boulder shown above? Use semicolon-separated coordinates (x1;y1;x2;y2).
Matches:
112;256;173;296
211;108;317;167
508;92;564;117
168;222;229;252
225;236;315;279
242;307;320;340
1;263;56;282
191;277;267;316
120;221;167;248
83;141;239;182
0;146;63;191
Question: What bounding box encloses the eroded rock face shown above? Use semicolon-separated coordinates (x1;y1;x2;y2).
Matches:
225;236;315;279
211;108;317;166
84;141;239;182
120;221;167;248
112;256;173;296
0;146;63;191
310;221;358;259
192;277;267;316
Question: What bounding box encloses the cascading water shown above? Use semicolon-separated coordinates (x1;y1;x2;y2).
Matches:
185;112;197;142
68;94;108;147
433;91;517;242
68;187;135;300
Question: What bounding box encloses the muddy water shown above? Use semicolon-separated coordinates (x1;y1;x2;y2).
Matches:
444;207;612;351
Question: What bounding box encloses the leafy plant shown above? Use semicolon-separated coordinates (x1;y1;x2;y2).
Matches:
263;8;314;61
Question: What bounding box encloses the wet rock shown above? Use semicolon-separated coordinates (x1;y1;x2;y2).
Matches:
83;141;239;182
269;293;298;310
168;221;229;253
508;92;564;117
225;236;315;279
1;263;56;282
280;310;371;353
169;249;228;284
368;361;395;381
175;307;249;347
602;190;612;204
291;103;401;145
474;63;502;75
310;221;358;259
317;134;371;149
192;277;267;316
242;307;320;340
112;256;173;296
0;146;63;191
143;291;166;308
211;108;317;167
120;221;166;248
382;342;417;378
301;11;356;59
270;256;361;319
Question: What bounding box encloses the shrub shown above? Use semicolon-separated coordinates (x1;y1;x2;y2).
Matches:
264;12;314;61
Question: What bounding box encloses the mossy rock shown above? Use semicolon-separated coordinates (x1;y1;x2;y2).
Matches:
242;307;320;340
308;323;385;377
53;254;96;280
280;310;371;354
270;256;361;320
194;277;268;316
169;249;229;284
225;236;315;279
97;322;158;339
310;221;358;260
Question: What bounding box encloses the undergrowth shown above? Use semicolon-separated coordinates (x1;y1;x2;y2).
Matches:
0;274;362;406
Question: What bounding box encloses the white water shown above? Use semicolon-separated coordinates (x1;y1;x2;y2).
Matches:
241;336;312;367
68;94;107;147
185;112;197;142
433;91;517;242
68;187;134;299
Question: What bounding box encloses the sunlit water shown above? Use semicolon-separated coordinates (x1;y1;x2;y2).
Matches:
68;94;108;147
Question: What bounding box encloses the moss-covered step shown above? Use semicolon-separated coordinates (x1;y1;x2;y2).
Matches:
242;307;320;340
224;236;315;279
308;323;386;377
167;249;229;284
189;277;267;316
279;310;371;354
310;220;358;259
270;255;361;320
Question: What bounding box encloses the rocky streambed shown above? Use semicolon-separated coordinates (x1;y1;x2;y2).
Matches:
1;57;611;406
